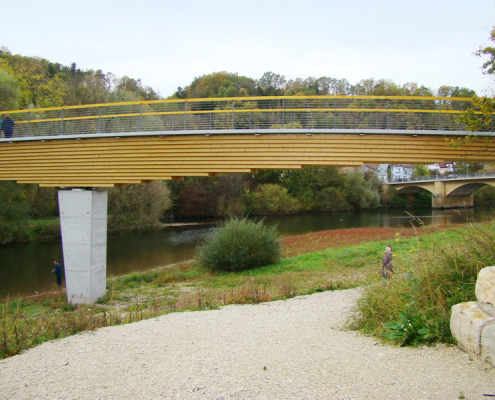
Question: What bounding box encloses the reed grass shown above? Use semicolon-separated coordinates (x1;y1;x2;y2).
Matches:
350;219;494;346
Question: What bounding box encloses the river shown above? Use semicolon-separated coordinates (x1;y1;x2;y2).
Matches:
0;207;491;299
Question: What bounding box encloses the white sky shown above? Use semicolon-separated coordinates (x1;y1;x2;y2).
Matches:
2;0;495;97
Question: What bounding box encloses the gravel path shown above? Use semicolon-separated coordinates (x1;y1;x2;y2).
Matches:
1;288;494;400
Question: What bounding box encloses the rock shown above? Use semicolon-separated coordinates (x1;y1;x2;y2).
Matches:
450;302;495;357
475;266;495;310
481;320;495;366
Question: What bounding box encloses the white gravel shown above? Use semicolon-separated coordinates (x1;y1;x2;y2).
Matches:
1;288;494;400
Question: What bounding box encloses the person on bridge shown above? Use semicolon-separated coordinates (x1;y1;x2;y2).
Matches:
1;114;15;139
51;260;63;289
382;245;394;279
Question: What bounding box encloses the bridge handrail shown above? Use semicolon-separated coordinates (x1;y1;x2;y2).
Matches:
0;95;490;140
390;171;495;183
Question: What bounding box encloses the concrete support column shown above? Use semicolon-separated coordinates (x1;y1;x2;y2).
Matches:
432;181;446;209
58;189;108;304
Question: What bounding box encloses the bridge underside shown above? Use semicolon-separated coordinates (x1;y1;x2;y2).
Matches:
1;132;495;187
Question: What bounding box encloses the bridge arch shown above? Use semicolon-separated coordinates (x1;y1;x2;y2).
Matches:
446;180;495;196
395;184;434;195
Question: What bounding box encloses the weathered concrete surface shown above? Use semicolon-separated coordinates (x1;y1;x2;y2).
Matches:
481;321;495;366
450;302;495;357
476;266;495;312
58;189;108;304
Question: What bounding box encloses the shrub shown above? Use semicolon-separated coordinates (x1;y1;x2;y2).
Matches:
197;217;281;272
247;184;300;215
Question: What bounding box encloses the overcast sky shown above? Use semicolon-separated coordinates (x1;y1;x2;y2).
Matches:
2;0;495;97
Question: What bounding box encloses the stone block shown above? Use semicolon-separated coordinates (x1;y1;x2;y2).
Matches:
450;302;495;357
481;320;495;367
476;266;495;308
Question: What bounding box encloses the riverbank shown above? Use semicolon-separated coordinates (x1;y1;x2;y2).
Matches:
0;224;449;359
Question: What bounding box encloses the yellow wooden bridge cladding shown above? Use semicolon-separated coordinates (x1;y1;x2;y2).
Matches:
0;134;494;187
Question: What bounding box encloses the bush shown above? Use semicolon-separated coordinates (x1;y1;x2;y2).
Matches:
474;185;495;204
247;184;300;215
197;217;281;272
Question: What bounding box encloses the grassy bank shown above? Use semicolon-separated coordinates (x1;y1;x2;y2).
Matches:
0;223;487;359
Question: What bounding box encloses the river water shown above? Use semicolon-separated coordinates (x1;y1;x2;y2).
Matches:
0;207;491;299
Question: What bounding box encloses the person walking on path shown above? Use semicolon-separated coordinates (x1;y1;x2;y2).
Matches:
1;114;15;138
52;260;63;289
382;245;394;279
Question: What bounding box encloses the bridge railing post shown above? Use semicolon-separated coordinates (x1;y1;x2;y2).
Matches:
27;112;30;137
184;101;187;130
139;103;143;132
98;107;101;133
61;109;64;135
282;99;285;128
386;99;389;129
438;100;442;131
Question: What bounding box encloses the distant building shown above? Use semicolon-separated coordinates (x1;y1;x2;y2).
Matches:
376;164;390;183
427;162;454;175
391;164;414;182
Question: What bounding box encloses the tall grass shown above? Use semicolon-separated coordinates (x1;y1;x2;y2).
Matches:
351;221;495;345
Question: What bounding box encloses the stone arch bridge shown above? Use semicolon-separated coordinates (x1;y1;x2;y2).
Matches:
389;174;495;208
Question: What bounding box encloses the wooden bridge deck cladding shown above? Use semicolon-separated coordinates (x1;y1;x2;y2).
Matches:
1;133;495;187
1;95;494;187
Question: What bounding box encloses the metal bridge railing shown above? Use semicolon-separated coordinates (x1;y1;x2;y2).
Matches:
390;171;495;183
0;95;487;140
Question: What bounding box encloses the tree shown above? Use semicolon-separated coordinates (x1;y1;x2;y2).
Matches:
108;181;171;231
0;68;21;110
458;27;495;135
413;165;430;178
0;181;30;243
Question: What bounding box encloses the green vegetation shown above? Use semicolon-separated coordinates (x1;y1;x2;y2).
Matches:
0;180;172;244
175;167;408;218
197;218;281;272
2;220;492;359
351;221;494;346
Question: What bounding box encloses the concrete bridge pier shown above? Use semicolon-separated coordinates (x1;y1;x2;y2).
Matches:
58;189;108;304
432;181;474;209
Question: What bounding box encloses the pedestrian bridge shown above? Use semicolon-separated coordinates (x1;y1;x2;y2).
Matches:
2;95;495;304
389;172;495;208
1;95;494;188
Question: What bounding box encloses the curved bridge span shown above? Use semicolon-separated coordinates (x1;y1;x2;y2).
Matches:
1;95;494;188
1;130;495;187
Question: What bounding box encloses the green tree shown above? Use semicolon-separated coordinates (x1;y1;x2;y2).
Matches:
458;27;495;135
413;165;430;178
344;169;381;209
0;181;30;243
108;181;171;231
0;68;21;110
247;183;300;215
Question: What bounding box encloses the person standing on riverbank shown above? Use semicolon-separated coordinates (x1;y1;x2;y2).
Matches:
52;261;63;289
382;245;394;279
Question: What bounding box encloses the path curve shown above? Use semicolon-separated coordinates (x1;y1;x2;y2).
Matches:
1;289;494;400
